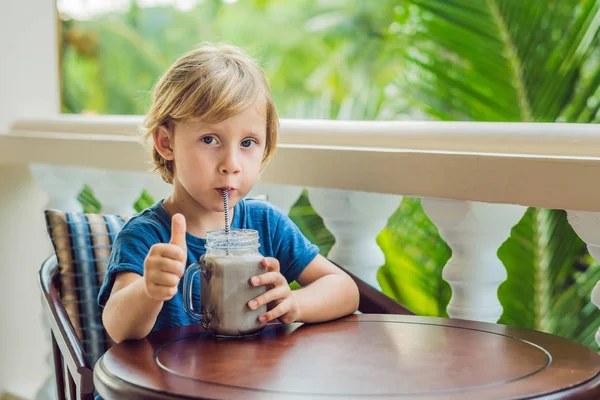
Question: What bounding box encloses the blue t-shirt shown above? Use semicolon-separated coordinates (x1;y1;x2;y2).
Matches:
97;197;320;332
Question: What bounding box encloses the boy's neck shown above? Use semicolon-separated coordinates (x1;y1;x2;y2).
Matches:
162;187;233;239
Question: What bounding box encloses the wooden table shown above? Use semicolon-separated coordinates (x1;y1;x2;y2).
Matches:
93;314;600;399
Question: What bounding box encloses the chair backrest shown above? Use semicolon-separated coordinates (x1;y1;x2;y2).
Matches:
42;195;269;366
44;209;130;366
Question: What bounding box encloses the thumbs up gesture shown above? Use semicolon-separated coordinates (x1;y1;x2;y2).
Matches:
143;214;187;301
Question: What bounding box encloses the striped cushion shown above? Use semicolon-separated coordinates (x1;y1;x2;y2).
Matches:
44;209;130;366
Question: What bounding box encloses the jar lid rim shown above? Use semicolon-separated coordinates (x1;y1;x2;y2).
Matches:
205;229;260;249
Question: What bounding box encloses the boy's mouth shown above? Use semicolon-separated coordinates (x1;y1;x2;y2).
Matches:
216;187;236;193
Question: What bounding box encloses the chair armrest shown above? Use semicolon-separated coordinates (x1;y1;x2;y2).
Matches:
39;255;94;395
331;260;414;315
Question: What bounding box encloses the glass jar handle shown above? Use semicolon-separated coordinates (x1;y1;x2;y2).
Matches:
183;259;202;321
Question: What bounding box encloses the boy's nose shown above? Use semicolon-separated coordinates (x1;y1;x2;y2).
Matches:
219;149;241;175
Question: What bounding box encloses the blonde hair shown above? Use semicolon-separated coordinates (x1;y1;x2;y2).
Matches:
142;44;279;184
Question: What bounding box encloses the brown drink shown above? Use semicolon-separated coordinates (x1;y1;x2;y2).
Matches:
200;254;266;337
183;229;266;338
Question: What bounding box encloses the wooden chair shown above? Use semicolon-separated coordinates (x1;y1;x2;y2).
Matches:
39;209;413;400
40;254;94;400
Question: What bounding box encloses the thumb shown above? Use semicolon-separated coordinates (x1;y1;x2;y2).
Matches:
261;257;280;272
170;213;187;250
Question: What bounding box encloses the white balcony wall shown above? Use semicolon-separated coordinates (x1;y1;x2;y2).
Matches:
0;0;59;398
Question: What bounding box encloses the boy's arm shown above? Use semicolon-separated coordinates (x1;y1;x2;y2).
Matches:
261;204;359;324
101;214;187;343
102;272;164;342
292;254;360;323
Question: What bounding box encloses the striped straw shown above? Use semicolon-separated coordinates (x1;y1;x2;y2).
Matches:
222;188;230;234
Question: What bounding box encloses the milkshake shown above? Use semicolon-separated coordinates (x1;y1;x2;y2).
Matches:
183;229;266;338
200;254;266;337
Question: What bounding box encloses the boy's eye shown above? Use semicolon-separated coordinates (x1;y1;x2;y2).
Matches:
241;139;256;148
201;136;217;145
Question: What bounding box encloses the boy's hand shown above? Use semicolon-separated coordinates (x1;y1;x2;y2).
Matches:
143;214;187;301
248;258;300;324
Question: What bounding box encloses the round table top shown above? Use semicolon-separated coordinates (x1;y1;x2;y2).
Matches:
93;314;600;399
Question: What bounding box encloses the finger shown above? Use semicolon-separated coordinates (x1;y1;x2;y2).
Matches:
158;258;185;277
170;213;187;250
145;255;184;278
152;243;185;262
147;282;178;300
259;298;292;323
250;271;286;287
261;257;280;272
147;268;181;287
248;285;290;310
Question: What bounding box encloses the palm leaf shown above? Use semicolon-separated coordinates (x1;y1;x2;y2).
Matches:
288;189;335;258
134;189;155;212
497;208;586;334
383;0;600;346
77;185;102;213
566;262;600;350
377;197;452;316
392;0;600;122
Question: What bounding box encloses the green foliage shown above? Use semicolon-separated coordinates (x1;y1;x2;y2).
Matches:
391;0;600;123
77;185;101;213
378;197;451;317
383;0;600;349
134;190;156;212
498;209;585;329
59;0;402;118
288;189;335;258
64;0;600;348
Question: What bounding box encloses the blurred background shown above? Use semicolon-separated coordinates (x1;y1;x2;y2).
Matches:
56;0;600;350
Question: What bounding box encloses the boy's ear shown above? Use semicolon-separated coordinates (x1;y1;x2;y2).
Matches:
153;125;174;161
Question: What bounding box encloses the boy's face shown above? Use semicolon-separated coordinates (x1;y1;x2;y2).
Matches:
158;102;267;213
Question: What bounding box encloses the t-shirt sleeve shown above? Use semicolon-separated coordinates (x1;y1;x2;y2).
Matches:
97;227;155;308
271;208;320;283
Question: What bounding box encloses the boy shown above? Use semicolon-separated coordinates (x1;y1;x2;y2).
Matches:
98;44;360;342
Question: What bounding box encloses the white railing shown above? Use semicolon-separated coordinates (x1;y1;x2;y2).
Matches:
7;115;600;210
5;114;600;296
1;116;600;399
